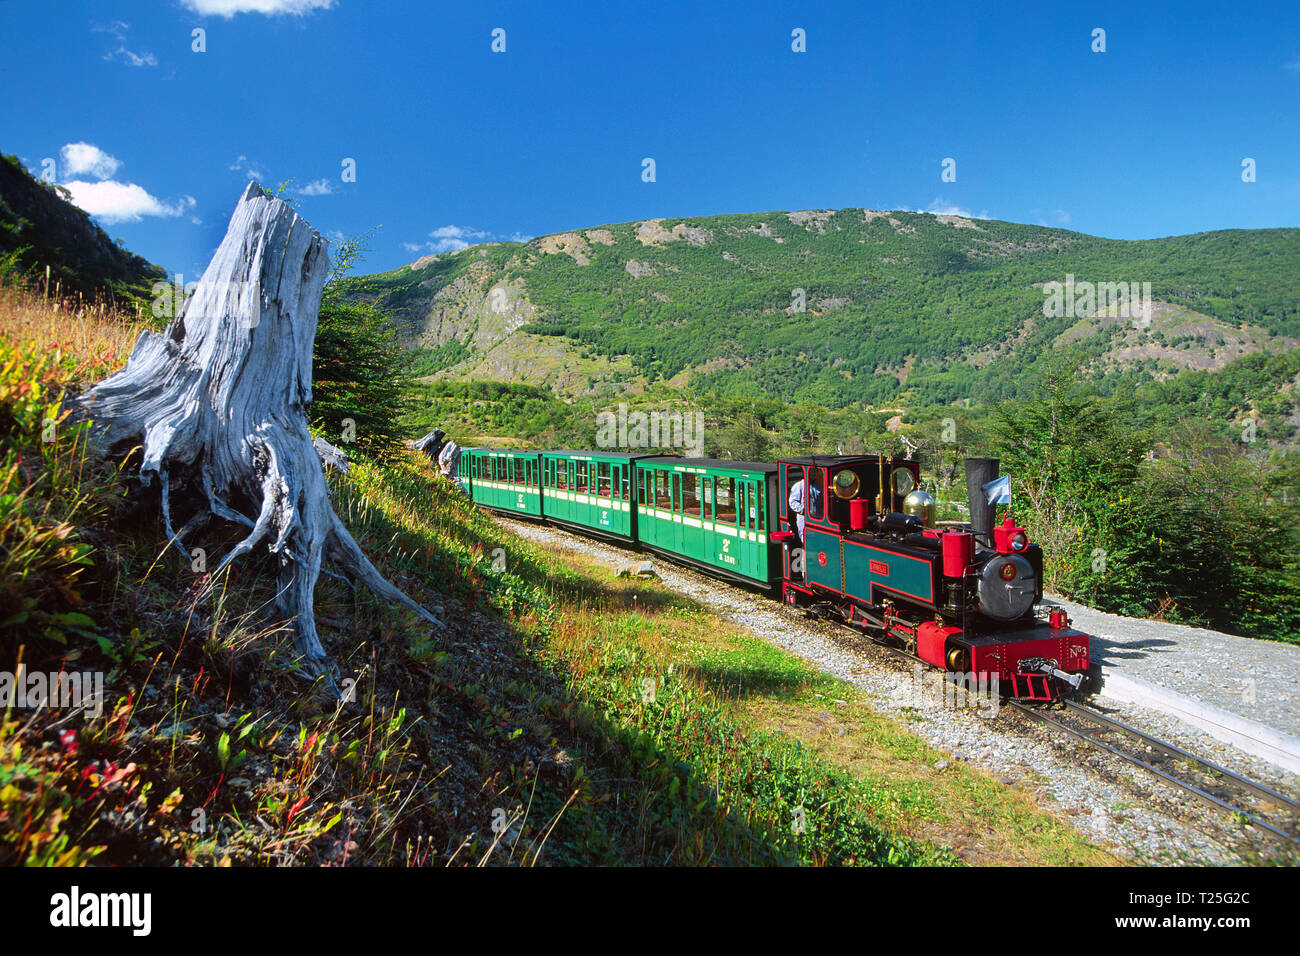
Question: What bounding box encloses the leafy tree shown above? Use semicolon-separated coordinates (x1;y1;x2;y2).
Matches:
312;230;416;455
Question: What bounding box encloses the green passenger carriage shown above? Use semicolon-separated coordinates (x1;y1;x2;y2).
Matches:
633;457;781;588
539;451;647;542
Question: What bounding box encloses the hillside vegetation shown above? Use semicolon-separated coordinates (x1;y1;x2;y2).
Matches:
357;209;1300;409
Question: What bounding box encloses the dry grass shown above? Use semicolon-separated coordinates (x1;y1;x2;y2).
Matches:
0;280;146;382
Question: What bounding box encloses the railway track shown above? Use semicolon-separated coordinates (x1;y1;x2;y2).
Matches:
1009;699;1300;848
810;604;1300;848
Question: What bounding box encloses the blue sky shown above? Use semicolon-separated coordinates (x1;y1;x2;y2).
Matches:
1;0;1297;278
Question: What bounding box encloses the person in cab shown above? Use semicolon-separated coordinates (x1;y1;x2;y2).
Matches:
788;467;821;580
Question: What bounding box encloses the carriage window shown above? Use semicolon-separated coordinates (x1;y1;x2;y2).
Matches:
618;466;629;501
714;477;736;524
597;462;611;498
754;484;766;530
682;474;701;518
557;462;568;490
655;470;670;508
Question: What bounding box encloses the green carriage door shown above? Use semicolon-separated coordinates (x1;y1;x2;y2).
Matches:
595;462;613;530
751;478;768;580
613;462;628;534
581;461;595;524
713;475;741;574
565;461;575;518
742;477;760;576
677;473;701;558
666;472;679;552
647;468;665;547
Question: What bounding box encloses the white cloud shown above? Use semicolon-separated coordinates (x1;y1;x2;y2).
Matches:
404;225;533;256
1285;56;1300;72
227;155;265;181
105;47;158;67
181;0;335;17
1054;209;1072;226
60;142;122;181
296;178;333;196
92;21;156;68
62;180;196;224
917;198;991;220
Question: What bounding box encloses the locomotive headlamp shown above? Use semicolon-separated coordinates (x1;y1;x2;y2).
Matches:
994;517;1030;555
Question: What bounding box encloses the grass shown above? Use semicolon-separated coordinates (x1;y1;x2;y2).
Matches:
0;276;1116;866
530;536;1121;866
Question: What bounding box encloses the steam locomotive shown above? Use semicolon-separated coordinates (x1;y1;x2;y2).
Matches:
772;455;1090;701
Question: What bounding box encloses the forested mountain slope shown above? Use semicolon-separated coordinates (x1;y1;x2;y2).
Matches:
354;208;1300;408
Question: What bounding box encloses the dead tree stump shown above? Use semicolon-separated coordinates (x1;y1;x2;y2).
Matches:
75;182;440;686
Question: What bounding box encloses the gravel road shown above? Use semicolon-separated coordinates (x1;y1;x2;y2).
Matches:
499;516;1299;865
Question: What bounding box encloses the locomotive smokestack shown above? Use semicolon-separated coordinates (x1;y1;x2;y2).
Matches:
964;457;999;541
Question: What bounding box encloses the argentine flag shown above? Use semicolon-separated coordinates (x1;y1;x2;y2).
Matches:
982;474;1011;506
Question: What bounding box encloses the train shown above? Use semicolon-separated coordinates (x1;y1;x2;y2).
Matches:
457;446;1091;701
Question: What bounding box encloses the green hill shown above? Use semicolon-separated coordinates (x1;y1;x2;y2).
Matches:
354;208;1300;409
